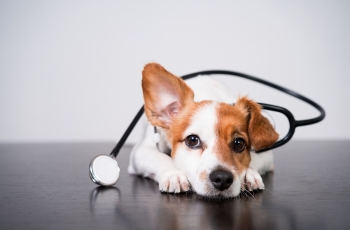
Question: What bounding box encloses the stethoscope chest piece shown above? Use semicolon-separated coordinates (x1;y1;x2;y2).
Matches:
89;155;120;186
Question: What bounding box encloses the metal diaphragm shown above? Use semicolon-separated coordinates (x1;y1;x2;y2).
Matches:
89;155;120;186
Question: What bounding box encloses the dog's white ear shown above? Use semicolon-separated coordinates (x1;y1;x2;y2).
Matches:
236;97;279;151
142;63;194;129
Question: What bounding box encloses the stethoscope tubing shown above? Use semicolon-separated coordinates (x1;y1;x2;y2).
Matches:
182;70;326;127
110;70;326;157
110;106;144;158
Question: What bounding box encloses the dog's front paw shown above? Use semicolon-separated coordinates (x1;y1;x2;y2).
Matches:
158;170;190;193
242;168;265;192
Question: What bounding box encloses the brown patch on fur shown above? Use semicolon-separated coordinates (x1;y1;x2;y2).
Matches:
214;98;278;174
199;170;208;182
235;96;279;151
142;63;194;129
215;103;252;174
170;101;213;158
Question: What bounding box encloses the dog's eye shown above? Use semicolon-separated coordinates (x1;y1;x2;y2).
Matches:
232;138;246;153
185;135;201;149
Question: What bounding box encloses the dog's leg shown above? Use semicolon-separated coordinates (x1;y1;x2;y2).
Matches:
243;150;274;191
128;125;190;193
250;150;274;175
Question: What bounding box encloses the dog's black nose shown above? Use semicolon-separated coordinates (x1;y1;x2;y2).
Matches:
209;170;233;191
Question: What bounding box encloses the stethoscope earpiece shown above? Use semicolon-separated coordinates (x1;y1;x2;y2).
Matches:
89;155;120;186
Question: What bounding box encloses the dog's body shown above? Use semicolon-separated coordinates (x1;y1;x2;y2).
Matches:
128;63;278;198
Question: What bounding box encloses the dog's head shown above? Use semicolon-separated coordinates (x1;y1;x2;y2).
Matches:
142;63;278;198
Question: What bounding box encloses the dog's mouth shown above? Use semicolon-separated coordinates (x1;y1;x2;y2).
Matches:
191;183;241;199
193;189;238;200
188;170;243;199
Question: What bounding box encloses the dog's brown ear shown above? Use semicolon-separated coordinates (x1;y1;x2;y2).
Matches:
142;63;194;129
236;97;279;151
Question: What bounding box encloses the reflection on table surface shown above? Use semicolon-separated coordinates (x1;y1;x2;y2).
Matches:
90;173;296;230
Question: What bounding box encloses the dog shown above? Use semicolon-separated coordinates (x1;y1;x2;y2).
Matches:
128;63;279;198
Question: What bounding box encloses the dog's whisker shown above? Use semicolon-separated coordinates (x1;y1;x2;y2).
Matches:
243;189;256;200
241;191;253;200
263;187;274;195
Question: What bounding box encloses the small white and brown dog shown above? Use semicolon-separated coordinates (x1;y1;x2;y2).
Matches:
128;63;279;198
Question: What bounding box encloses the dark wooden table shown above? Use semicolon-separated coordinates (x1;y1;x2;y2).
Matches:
0;141;349;230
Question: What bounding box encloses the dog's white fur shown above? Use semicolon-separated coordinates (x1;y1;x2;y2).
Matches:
128;64;276;198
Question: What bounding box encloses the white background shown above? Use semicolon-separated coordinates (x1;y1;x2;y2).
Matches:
1;1;349;144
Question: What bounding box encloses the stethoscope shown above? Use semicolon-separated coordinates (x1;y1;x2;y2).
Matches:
89;70;326;187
